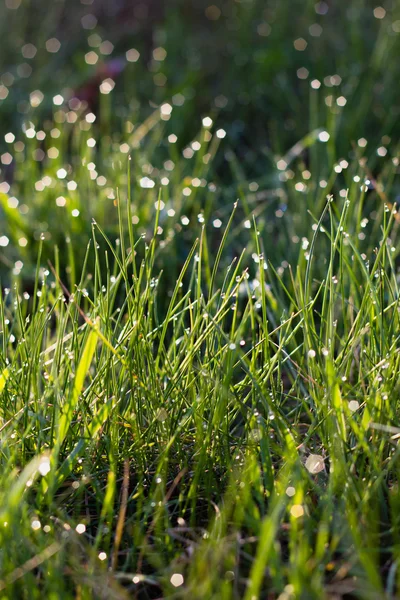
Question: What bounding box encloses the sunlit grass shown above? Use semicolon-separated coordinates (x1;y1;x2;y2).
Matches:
1;0;400;597
0;166;399;596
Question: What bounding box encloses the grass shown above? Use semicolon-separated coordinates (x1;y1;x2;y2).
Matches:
1;0;400;598
1;181;399;598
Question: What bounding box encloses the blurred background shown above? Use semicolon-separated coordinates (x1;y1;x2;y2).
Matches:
0;0;399;287
2;0;399;151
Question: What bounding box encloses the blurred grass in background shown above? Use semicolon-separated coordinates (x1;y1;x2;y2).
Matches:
1;0;399;285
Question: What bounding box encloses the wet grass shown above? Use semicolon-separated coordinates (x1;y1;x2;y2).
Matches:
1;1;400;598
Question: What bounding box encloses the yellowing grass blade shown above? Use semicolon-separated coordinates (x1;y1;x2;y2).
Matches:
54;324;99;456
0;368;9;394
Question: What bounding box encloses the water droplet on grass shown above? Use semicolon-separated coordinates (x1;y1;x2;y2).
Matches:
348;400;359;412
290;504;304;518
305;454;325;474
76;523;86;534
31;519;41;530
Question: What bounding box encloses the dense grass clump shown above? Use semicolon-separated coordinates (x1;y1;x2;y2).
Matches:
0;0;400;598
1;186;399;598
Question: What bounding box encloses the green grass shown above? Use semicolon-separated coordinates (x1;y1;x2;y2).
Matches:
1;0;400;598
1;179;399;598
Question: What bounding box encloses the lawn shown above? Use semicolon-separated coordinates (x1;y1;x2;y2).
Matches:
0;1;399;598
